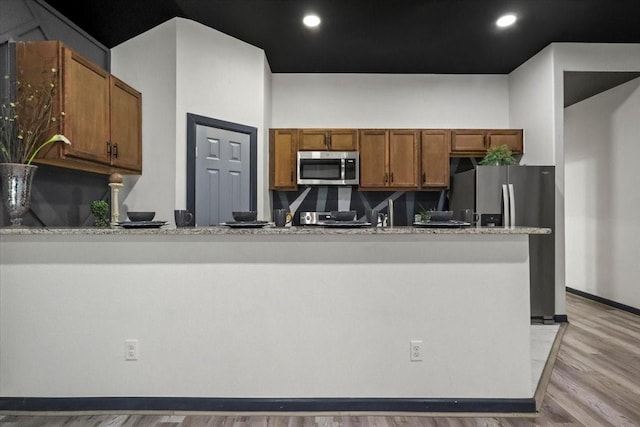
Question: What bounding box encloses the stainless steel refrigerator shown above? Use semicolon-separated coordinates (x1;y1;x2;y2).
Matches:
449;165;555;321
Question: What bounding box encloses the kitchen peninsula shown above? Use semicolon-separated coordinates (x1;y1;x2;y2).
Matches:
0;226;550;413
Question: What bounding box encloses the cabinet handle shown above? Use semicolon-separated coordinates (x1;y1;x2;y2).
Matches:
384;173;388;183
113;143;119;158
106;141;111;155
390;172;394;183
422;172;426;183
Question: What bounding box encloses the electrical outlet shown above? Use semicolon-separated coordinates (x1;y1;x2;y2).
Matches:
410;340;423;361
125;339;138;361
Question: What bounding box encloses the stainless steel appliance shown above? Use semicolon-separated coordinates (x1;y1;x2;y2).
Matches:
297;151;359;186
299;211;332;225
449;165;555;321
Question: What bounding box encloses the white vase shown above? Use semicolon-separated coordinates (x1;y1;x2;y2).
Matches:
0;163;38;226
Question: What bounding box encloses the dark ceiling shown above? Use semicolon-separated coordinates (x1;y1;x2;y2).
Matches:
44;0;640;74
42;0;640;106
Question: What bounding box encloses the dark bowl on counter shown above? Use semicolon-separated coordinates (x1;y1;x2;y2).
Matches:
425;210;453;222
232;211;257;222
127;211;155;222
330;210;357;221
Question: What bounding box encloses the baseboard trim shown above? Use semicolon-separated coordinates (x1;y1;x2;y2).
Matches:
0;397;537;414
566;287;640;316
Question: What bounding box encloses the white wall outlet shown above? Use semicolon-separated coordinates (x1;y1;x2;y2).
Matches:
125;339;138;361
410;340;423;361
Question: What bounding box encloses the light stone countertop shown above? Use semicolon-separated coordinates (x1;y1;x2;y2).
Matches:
0;225;551;235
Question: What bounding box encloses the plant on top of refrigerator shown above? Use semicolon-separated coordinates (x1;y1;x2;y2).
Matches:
479;144;516;166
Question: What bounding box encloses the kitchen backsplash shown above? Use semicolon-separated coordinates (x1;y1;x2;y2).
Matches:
273;187;446;226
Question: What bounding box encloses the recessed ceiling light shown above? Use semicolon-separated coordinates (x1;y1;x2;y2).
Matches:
303;14;321;28
496;14;517;28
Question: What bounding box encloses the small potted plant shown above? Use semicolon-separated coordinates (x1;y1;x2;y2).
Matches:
479;144;517;166
90;200;110;227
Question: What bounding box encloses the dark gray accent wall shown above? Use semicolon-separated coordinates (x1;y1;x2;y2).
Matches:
0;0;111;226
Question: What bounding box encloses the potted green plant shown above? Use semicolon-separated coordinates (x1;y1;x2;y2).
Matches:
479;144;516;166
90;200;110;227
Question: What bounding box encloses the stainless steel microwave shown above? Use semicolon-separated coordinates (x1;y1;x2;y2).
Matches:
297;151;359;186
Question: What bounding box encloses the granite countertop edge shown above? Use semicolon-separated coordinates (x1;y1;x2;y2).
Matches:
0;225;552;236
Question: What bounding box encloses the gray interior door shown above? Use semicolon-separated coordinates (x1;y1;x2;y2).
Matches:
195;125;251;225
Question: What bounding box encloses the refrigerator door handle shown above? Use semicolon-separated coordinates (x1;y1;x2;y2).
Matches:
502;184;510;227
508;184;516;228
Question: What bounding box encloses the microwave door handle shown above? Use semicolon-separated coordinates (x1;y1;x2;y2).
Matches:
502;184;510;227
341;159;345;180
508;184;516;228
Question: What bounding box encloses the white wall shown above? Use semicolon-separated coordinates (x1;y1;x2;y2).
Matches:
111;18;272;221
553;44;640;312
175;19;271;218
0;233;533;399
111;19;178;223
565;78;640;309
508;46;556;166
508;42;640;315
272;74;510;128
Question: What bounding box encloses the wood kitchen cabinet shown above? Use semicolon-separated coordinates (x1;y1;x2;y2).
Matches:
299;129;358;151
420;130;450;189
486;129;523;153
15;40;142;174
359;129;419;190
450;129;523;156
269;129;298;190
108;76;143;171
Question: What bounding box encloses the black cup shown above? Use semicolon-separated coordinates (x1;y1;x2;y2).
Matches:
174;209;194;227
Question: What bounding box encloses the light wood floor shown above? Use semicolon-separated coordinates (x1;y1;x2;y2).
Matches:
1;292;639;426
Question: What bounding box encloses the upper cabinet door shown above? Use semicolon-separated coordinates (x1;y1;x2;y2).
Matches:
388;130;419;188
109;76;142;171
269;129;298;190
421;130;450;189
358;129;388;189
299;129;328;150
487;129;523;153
328;129;358;150
450;129;486;153
61;47;111;165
